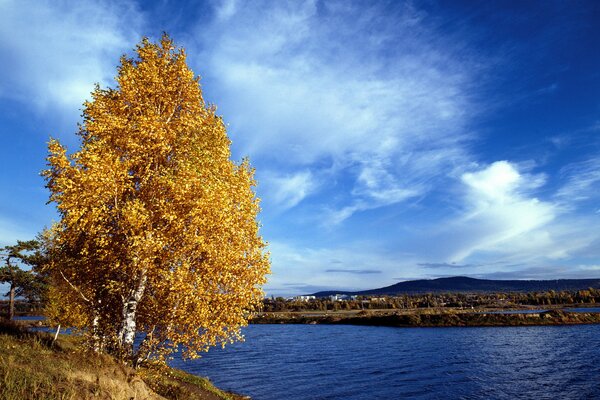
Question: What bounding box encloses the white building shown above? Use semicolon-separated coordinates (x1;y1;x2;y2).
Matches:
294;295;316;302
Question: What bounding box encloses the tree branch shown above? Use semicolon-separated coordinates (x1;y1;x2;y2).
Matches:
59;270;91;303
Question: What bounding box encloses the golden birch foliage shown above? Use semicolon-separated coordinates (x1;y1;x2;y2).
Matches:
43;35;270;361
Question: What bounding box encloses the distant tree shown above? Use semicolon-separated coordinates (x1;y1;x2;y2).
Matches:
0;239;46;319
43;35;270;366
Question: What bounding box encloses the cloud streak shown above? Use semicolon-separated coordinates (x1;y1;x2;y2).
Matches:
405;161;600;279
325;269;382;275
418;262;477;269
0;0;142;120
191;0;477;218
445;161;556;262
262;170;316;210
556;158;600;204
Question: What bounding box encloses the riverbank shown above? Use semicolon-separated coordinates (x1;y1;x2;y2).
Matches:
251;308;600;327
0;319;247;400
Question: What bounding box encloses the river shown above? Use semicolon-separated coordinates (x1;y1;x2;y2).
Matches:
169;324;600;399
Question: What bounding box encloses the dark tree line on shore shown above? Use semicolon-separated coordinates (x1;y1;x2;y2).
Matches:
4;287;600;318
5;246;600;318
262;289;600;312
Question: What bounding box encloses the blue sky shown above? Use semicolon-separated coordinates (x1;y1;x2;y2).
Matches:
1;0;599;296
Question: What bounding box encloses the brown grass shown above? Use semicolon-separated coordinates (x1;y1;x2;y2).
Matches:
0;319;245;400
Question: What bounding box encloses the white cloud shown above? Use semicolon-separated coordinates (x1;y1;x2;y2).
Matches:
327;203;366;226
213;0;238;21
462;161;522;202
446;161;556;261
392;160;600;280
263;170;316;210
556;157;600;203
0;0;142;118
420;161;597;270
323;159;424;224
192;0;477;221
355;160;423;204
194;3;600;286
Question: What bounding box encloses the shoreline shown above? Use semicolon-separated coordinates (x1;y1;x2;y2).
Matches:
251;308;600;328
13;305;600;330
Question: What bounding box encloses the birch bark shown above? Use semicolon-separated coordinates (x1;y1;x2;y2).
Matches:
117;271;147;358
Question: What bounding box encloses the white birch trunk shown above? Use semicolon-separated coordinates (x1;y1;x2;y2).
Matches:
91;313;100;352
53;324;61;345
118;271;147;359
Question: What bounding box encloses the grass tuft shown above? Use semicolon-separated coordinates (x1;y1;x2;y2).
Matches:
139;362;243;400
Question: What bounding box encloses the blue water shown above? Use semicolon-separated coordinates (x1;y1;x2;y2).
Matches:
169;324;600;399
478;307;600;314
564;307;600;313
480;309;548;314
13;315;46;321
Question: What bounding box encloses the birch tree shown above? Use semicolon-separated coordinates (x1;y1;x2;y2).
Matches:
42;35;270;365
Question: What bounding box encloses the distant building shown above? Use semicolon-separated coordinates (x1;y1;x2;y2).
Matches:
294;295;316;302
329;294;351;301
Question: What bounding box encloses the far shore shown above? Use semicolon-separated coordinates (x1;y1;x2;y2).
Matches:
251;306;600;328
10;304;600;330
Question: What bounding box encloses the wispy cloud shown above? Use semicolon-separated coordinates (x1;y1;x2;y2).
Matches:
549;121;600;150
267;283;338;297
535;83;559;95
556;158;600;204
418;262;476;269
213;0;239;21
325;269;382;275
262;170;316;210
0;0;142;120
266;240;409;294
410;160;600;274
445;161;556;261
191;0;478;221
475;264;600;281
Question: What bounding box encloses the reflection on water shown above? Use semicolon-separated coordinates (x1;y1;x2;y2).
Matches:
170;324;600;400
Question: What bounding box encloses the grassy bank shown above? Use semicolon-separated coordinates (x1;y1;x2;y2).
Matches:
252;309;600;327
0;319;245;400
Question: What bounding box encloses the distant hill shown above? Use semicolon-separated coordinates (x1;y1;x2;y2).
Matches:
310;276;600;297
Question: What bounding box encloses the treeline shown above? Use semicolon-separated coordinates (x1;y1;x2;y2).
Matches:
0;300;44;316
263;288;600;312
9;287;600;317
252;309;600;328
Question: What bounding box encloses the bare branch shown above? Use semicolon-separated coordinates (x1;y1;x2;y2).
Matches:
59;270;91;303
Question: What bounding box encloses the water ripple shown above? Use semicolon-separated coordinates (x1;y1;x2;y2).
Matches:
168;324;600;400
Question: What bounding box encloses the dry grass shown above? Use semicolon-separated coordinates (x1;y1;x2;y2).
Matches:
0;319;243;400
139;364;246;400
